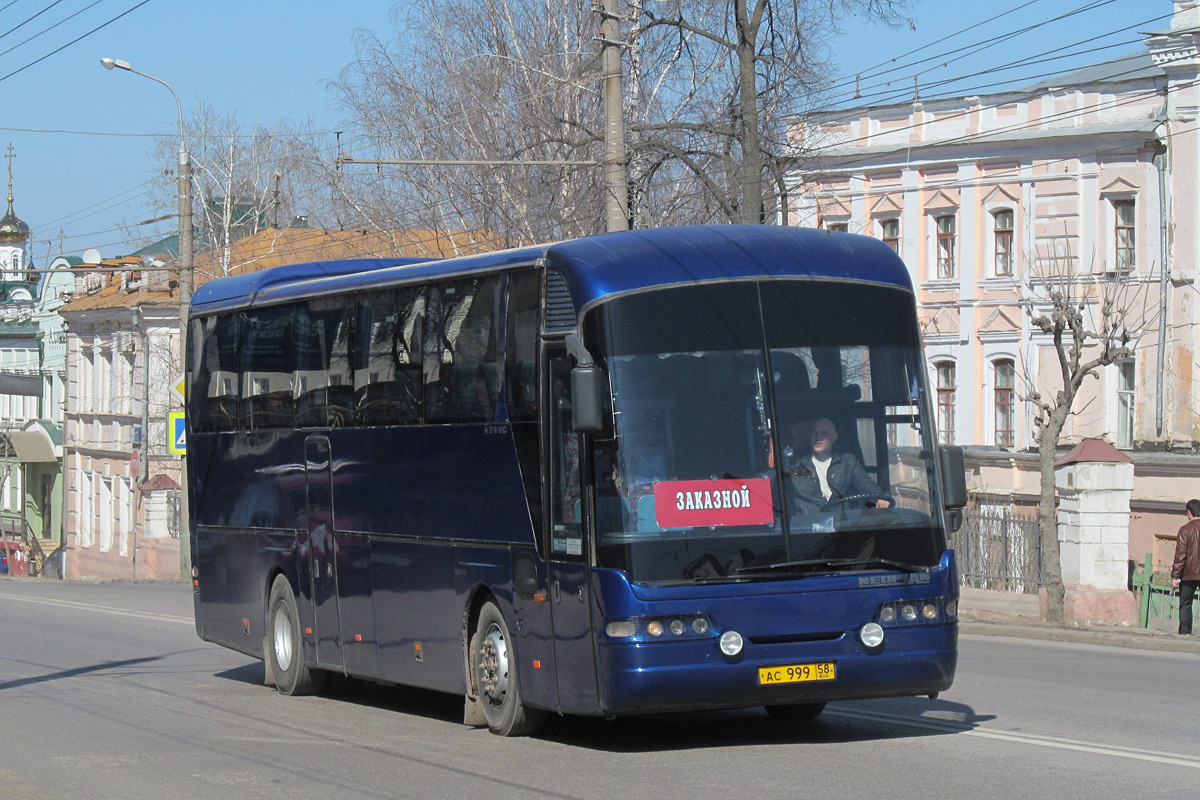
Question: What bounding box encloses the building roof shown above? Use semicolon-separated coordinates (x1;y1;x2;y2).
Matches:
1022;49;1164;91
192;227;499;287
1055;438;1135;466
60;227;498;315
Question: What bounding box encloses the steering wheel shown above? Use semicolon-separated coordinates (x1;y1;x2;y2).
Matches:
820;493;886;514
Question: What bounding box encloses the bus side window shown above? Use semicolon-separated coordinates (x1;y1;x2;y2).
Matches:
425;277;502;424
295;297;354;428
504;270;540;422
189;314;239;433
239;305;295;430
355;288;424;426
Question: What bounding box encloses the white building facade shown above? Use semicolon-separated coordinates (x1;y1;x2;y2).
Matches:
789;0;1200;570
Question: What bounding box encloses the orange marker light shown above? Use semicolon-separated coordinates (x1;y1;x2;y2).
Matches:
355;634;362;642
534;592;548;603
305;627;312;635
533;660;542;669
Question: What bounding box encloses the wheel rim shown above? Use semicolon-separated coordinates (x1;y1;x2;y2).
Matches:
477;623;510;705
273;605;294;672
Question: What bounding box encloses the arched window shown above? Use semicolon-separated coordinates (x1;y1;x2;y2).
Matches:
994;359;1015;448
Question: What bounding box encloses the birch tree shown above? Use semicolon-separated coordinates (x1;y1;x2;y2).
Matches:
145;101;319;278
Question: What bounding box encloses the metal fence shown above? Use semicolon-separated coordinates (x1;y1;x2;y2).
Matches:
954;504;1042;594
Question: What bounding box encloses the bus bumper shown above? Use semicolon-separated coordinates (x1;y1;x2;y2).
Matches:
595;623;957;715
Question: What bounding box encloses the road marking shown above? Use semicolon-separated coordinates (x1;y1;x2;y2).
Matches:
829;707;1200;769
0;592;193;625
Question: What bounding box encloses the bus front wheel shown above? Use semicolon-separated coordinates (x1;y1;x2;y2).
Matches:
267;574;325;696
473;601;546;736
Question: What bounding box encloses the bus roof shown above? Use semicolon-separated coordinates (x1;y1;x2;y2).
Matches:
189;225;912;316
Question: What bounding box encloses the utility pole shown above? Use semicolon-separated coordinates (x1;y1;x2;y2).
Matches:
597;0;629;232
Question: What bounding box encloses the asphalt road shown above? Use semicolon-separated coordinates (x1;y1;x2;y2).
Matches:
0;578;1196;800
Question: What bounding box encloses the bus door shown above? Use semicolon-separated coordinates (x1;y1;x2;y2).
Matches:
546;352;600;714
305;435;343;670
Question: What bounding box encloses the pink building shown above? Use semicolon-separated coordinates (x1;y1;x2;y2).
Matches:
791;0;1200;575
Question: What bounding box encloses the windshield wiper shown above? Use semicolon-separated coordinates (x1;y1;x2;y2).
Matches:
732;557;925;577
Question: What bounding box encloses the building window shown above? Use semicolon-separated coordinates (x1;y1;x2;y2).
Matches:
936;215;956;279
880;218;900;253
1117;359;1135;449
936;361;955;445
994;210;1014;277
995;359;1016;448
826;222;848;233
1114;199;1135;271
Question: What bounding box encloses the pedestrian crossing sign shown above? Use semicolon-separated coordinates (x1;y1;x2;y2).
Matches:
168;412;186;456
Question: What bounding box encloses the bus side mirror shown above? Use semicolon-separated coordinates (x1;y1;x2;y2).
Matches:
570;365;607;434
938;445;967;533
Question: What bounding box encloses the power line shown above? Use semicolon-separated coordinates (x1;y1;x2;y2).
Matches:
0;0;154;84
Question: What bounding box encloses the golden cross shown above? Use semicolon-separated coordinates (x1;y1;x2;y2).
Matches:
5;143;13;205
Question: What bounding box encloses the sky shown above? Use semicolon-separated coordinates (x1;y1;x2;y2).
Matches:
0;0;1171;266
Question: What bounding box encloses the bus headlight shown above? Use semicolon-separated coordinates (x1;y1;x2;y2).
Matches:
860;623;885;648
719;630;743;656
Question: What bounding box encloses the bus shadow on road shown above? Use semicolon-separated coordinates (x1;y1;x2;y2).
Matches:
214;663;464;724
213;663;990;749
539;696;993;752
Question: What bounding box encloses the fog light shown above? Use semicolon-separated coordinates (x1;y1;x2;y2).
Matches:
879;606;896;623
945;599;957;617
669;619;686;636
692;617;709;634
901;604;917;621
647;620;664;637
922;603;938;620
606;620;636;638
719;630;744;656
860;623;885;648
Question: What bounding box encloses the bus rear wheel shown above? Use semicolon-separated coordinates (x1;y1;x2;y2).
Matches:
764;701;827;721
267;574;325;696
473;601;546;736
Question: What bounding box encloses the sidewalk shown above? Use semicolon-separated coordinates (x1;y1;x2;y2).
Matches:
958;586;1200;655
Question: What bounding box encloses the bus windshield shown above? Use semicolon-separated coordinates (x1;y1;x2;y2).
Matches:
588;279;943;585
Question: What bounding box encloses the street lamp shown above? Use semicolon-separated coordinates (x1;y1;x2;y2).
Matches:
101;57;194;579
100;57;193;322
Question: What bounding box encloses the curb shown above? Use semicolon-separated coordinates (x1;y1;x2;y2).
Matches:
960;620;1200;654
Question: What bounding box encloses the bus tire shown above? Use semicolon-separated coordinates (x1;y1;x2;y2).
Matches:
267;574;325;696
764;701;826;721
473;600;546;736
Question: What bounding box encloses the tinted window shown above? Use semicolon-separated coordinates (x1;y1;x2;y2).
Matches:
188;314;239;433
295;297;354;428
425;276;501;423
505;270;540;422
355;287;425;426
240;305;295;429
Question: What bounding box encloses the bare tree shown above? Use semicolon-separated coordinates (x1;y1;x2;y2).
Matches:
330;0;910;239
331;0;605;244
1020;241;1152;624
629;0;910;224
145;101;321;277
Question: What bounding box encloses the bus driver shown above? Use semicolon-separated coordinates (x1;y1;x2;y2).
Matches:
786;417;892;515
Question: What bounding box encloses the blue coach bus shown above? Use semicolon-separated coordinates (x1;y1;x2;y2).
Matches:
186;225;967;736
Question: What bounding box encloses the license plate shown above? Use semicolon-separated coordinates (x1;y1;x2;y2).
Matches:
758;661;835;685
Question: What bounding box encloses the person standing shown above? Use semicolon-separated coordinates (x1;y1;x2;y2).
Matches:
1170;499;1200;635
